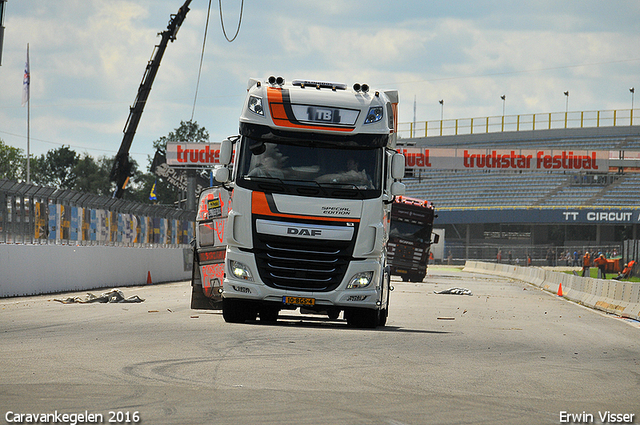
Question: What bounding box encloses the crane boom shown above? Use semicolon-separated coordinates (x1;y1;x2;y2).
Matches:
110;0;192;198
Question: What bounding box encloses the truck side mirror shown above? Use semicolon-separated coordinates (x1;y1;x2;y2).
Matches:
390;181;405;196
391;153;405;180
432;233;440;244
214;167;230;183
219;139;233;165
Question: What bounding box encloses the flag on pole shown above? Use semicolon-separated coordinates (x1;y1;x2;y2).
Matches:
21;44;30;107
149;180;157;201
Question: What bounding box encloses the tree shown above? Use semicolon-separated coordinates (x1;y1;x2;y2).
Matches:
31;145;79;189
151;120;209;155
0;138;25;181
73;154;114;196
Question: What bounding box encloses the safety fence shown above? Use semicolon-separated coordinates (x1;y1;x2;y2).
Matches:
442;242;628;267
399;108;638;139
0;179;195;247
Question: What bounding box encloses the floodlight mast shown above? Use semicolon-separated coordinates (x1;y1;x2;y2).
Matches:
110;0;192;198
0;0;7;66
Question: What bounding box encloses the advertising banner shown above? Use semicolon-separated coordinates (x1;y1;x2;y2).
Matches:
399;148;609;171
166;142;223;166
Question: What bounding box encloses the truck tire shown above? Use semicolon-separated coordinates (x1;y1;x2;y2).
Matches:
379;308;388;327
409;273;425;283
222;298;256;323
327;308;340;320
345;307;380;328
259;306;279;323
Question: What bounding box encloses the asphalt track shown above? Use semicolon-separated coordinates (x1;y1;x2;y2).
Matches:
1;267;638;425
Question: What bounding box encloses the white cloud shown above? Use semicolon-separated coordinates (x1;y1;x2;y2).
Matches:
1;1;639;165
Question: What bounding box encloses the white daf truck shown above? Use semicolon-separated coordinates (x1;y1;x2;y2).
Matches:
215;76;405;327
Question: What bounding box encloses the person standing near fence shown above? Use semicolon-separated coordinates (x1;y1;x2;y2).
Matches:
594;254;607;279
581;251;591;277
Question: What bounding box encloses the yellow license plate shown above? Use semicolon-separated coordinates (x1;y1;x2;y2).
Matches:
283;296;315;307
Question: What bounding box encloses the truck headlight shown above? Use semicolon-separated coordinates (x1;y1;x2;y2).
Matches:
248;95;264;116
230;260;254;281
364;106;383;124
347;271;374;289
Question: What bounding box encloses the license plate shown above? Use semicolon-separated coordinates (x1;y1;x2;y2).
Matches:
282;296;315;307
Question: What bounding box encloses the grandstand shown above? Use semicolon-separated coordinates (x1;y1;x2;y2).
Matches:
397;122;640;264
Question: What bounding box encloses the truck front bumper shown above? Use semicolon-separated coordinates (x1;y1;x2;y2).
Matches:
222;247;384;310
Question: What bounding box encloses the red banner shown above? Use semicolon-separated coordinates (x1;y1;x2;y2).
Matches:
399;148;609;171
166;142;223;166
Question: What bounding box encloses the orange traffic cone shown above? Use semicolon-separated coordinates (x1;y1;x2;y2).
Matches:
557;282;563;297
147;271;152;285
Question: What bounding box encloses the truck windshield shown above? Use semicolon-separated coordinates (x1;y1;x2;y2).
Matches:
236;138;382;198
389;221;432;244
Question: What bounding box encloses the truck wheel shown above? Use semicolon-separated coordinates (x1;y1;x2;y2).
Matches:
259;306;279;323
379;308;388;327
345;308;379;328
223;298;255;323
327;308;340;320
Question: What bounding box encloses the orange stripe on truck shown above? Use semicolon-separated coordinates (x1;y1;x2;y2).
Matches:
266;87;354;132
252;192;359;223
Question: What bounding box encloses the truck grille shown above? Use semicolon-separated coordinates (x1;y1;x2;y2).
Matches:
388;243;425;269
253;229;355;292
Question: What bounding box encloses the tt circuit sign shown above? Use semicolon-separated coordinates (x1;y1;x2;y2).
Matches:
562;210;638;224
437;208;640;225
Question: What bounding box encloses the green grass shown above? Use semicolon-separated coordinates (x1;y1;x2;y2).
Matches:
563;268;640;282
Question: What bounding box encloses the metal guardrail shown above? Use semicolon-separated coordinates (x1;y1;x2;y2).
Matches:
399;108;638;139
0;179;195;247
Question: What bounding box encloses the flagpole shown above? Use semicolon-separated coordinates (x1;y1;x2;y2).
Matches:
25;43;30;184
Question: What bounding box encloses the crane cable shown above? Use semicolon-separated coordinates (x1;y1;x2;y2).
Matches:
191;0;244;121
219;0;244;43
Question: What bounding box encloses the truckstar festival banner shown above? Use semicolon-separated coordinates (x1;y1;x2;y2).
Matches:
166;142;609;171
399;148;609;171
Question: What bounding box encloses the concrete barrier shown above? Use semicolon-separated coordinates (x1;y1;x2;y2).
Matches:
463;260;640;321
0;244;191;298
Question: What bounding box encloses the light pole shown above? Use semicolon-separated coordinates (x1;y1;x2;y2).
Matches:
0;0;6;66
564;91;569;128
631;88;635;126
439;99;444;135
500;95;506;131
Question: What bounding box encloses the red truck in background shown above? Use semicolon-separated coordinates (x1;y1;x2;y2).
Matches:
387;196;438;282
190;187;230;309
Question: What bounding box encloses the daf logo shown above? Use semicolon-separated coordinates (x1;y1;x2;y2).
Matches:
287;227;322;237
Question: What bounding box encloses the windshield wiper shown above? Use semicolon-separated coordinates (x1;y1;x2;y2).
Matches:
244;176;284;185
317;182;367;197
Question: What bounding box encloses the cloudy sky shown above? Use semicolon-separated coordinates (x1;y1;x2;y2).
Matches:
1;0;639;168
